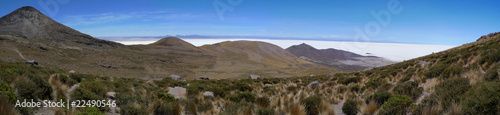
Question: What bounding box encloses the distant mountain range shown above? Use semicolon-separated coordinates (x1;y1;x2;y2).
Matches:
286;43;394;71
0;6;390;79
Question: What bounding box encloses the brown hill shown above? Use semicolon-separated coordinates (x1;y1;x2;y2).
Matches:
286;43;394;71
0;6;123;48
0;6;335;79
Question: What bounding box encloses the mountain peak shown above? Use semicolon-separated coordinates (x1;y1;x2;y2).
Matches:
151;37;200;51
0;6;124;48
289;43;316;50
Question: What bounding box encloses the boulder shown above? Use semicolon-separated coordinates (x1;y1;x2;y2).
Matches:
203;91;214;97
249;74;260;79
24;60;38;66
307;81;322;88
106;92;116;98
195;77;210;80
418;61;429;66
168;87;187;99
168;74;185;81
69;70;76;74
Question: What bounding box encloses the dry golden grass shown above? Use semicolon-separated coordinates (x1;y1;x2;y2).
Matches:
361;100;378;115
446;102;461;115
422;78;440;92
289;103;307;115
464;69;482;85
318;100;335;115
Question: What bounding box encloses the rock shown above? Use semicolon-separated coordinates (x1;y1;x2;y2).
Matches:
195;77;210;80
310;74;315;77
249;74;260;79
477;32;500;41
146;80;154;84
418;61;429;66
168;74;185;81
327;73;335;77
307;81;322;88
203;91;214;97
69;70;76;74
264;84;272;86
106;92;116;98
168;87;187;99
24;60;38;66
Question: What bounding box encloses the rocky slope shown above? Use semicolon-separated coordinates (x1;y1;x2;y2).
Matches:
286;43;394;71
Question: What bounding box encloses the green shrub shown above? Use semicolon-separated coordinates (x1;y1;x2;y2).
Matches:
286;86;298;92
424;63;449;78
462;82;500;114
72;87;103;101
78;107;104;115
121;103;146;115
339;76;361;85
480;50;500;65
379;95;413;115
263;86;275;93
59;75;77;86
349;85;360;92
365;77;386;89
80;81;107;97
197;101;212;112
15;80;38;99
257;108;274;115
0;81;17;103
30;75;53;100
256;96;270;108
233;83;253;92
440;64;463;78
157;92;175;102
227;92;256;102
300;95;321;115
342;99;358;115
366;91;392;106
393;81;422;100
434;77;470;110
484;64;500;81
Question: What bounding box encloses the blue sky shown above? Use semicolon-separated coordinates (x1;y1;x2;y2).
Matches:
1;0;500;45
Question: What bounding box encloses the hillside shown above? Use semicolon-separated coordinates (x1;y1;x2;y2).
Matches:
0;6;334;80
1;32;499;115
286;43;394;71
0;6;123;49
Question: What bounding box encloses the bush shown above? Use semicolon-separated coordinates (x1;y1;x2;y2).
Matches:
0;81;17;103
233;83;253;92
349;85;360;92
286;86;298;92
480;50;500;65
263;86;275;93
424;63;448;78
461;82;500;114
15;80;38;100
197;101;212;112
434;77;470;110
342;99;358;115
484;64;500;81
157;92;175;102
338;76;361;85
379;95;413;115
227;92;256;102
121;103;146;115
72;87;103;101
80;81;107;97
393;81;422;100
59;75;77;86
78;107;104;115
300;95;321;115
365;77;387;89
30;75;53;100
256;96;270;108
257;108;274;115
440;64;463;78
366;91;392;106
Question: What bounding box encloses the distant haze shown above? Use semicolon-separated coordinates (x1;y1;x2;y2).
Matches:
110;38;454;62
